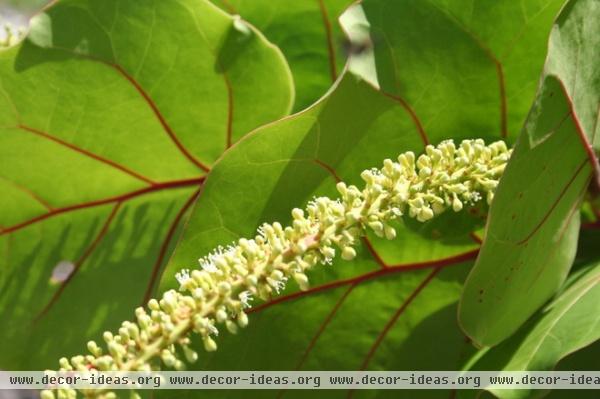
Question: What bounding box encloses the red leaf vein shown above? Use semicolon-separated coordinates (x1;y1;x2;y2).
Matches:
18;124;157;186
33;202;122;322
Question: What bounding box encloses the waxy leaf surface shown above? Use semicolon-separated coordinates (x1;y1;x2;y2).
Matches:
0;0;293;369
163;72;483;399
464;261;600;399
459;0;600;346
161;1;577;397
211;0;353;112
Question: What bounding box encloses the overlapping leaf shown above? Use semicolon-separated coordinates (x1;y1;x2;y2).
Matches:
0;0;293;369
361;0;566;143
159;1;573;398
162;72;482;399
211;0;353;112
462;261;600;399
459;0;600;346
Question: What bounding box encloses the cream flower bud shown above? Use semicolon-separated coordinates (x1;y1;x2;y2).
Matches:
432;202;445;215
226;320;239;335
292;208;304;220
341;246;357;261
183;346;199;363
127;323;140;340
58;357;71;370
218;282;232;294
87;341;101;357
417;206;434;222
41;390;56;399
452;197;463;212
237;312;249;328
383;225;396;240
161;349;176;367
203;336;218;352
103;331;113;343
293;272;310;291
321;246;335;259
368;221;384;236
216;308;228;323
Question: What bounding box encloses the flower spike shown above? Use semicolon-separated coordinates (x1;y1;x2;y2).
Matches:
44;139;511;399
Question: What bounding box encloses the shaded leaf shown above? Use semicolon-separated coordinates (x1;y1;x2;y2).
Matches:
161;72;489;399
466;260;600;399
211;0;353;112
0;0;293;369
159;1;572;397
459;0;600;346
545;339;600;399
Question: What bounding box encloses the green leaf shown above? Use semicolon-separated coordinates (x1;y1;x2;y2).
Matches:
161;72;487;399
0;0;292;369
466;261;600;399
211;0;353;112
545;339;600;399
361;0;566;143
459;0;600;346
157;1;571;396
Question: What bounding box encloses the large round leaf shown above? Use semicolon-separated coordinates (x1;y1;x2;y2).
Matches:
0;0;293;369
362;0;565;143
158;1;572;397
161;72;489;399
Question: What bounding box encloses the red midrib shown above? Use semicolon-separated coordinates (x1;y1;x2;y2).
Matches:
382;92;430;146
36;45;211;173
516;158;589;245
0;177;204;236
111;64;211;173
142;187;202;304
359;267;441;371
34;202;122;322
223;72;235;149
316;0;338;82
18;124;157;186
363;236;388;269
249;248;479;315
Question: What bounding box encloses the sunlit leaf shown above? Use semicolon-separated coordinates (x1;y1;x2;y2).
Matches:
162;72;482;399
465;260;600;399
0;0;293;369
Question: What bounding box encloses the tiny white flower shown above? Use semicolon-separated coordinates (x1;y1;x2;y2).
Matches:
207;323;219;336
175;269;191;289
239;291;254;309
271;277;288;294
199;258;218;273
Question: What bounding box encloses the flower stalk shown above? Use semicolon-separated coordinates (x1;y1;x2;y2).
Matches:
42;139;511;399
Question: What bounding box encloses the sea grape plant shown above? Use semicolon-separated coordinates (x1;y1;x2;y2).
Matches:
41;139;512;398
0;0;599;399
